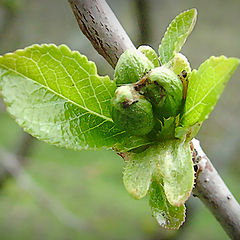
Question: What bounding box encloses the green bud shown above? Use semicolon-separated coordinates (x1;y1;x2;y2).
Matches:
172;53;191;75
172;53;191;101
138;45;160;68
135;66;183;119
111;85;154;136
114;50;154;86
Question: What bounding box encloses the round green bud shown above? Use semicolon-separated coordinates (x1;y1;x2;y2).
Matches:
114;49;154;86
111;85;154;136
137;45;160;68
172;53;191;75
135;66;183;119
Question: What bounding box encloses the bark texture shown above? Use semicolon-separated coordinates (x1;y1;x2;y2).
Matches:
192;139;240;239
69;0;135;68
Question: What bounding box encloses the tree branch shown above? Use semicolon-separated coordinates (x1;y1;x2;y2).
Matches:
192;139;240;239
69;1;240;239
68;0;135;68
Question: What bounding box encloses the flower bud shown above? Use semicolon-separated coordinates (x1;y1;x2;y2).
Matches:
138;45;160;68
172;53;191;75
135;66;183;119
111;85;154;136
114;50;154;86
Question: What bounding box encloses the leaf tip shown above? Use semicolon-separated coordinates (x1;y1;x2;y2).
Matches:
123;183;147;200
189;8;198;16
179;8;198;21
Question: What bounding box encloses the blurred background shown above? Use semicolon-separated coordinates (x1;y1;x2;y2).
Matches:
0;0;239;239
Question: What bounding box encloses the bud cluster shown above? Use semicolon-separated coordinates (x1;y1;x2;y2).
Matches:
111;48;186;138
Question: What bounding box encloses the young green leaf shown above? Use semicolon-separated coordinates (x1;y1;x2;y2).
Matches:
122;140;194;205
159;9;197;65
123;150;155;199
181;56;240;128
155;140;194;206
149;177;185;229
175;122;201;141
157;117;176;140
0;44;125;150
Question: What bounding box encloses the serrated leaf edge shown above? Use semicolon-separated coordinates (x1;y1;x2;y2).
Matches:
0;44;114;123
149;179;186;230
181;56;240;121
159;8;197;65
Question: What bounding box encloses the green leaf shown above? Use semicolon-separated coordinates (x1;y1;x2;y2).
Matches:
175;122;201;140
156;140;194;206
181;56;240;128
113;134;153;153
122;140;194;205
156;117;176;140
123;149;155;199
0;44;125;150
159;9;197;65
149;177;185;229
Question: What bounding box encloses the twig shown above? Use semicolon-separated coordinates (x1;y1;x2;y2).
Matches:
68;0;135;68
192;139;240;239
69;1;240;239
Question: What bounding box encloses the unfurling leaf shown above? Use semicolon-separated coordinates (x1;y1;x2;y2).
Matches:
122;139;194;206
155;140;194;206
159;8;197;65
149;177;185;229
123;150;154;199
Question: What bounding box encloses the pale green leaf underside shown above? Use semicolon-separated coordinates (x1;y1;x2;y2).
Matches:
0;44;126;150
122;140;194;206
155;140;194;206
181;56;240;128
123;149;155;199
149;177;185;229
159;8;197;65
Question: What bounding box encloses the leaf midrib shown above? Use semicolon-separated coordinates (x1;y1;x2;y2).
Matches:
0;63;114;122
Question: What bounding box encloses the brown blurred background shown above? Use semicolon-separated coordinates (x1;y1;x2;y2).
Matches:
0;0;239;239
